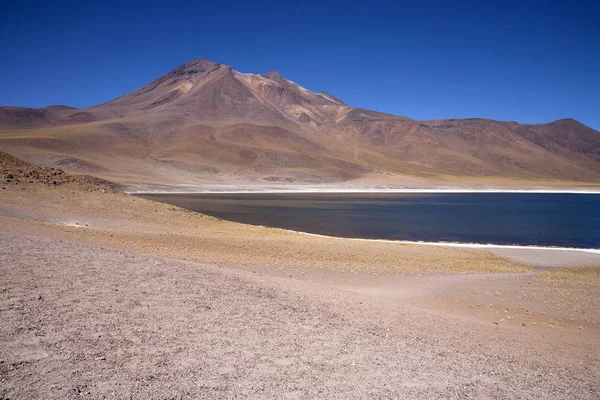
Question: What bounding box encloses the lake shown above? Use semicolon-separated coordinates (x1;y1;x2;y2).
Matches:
137;192;600;249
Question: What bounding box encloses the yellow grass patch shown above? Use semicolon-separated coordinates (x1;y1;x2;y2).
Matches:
539;266;600;286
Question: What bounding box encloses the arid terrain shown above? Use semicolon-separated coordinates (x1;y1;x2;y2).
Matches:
1;58;600;190
1;153;600;398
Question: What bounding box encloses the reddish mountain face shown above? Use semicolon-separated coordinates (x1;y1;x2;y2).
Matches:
99;59;346;127
1;58;600;187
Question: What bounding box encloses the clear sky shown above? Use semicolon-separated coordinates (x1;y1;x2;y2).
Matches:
1;0;599;130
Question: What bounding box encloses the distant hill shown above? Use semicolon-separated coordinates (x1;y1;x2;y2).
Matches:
2;58;600;188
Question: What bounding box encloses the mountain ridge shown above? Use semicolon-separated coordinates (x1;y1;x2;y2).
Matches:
1;58;600;187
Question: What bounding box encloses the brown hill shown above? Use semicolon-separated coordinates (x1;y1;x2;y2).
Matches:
1;58;600;188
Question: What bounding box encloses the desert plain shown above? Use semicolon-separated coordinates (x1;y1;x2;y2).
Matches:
1;151;600;399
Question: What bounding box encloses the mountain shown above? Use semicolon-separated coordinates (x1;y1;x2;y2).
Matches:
1;58;600;188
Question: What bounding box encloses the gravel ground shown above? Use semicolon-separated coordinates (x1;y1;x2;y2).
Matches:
1;232;599;399
1;154;599;398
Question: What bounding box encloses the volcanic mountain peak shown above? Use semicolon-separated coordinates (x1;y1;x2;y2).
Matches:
169;58;224;76
100;58;349;126
263;71;284;81
2;58;600;186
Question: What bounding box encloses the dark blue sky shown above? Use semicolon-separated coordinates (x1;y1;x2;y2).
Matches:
1;0;599;129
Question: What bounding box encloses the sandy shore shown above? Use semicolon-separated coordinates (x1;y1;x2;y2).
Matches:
486;247;600;267
277;229;600;262
1;154;599;398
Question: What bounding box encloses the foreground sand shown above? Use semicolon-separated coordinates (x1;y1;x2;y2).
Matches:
2;232;599;399
1;154;599;398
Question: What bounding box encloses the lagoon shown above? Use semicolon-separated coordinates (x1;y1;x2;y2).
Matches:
137;193;600;249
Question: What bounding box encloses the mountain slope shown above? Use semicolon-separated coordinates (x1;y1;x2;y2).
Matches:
1;58;600;188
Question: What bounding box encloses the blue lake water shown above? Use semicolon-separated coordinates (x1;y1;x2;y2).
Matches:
137;193;600;249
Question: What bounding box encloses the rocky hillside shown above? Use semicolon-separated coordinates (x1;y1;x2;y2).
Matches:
0;152;119;192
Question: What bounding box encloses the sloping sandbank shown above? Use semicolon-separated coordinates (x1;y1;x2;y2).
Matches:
275;229;600;266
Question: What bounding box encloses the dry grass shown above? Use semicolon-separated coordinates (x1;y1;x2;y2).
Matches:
539;266;600;286
466;267;600;330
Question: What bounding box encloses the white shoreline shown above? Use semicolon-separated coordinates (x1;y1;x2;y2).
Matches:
132;188;600;194
276;228;600;254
